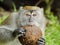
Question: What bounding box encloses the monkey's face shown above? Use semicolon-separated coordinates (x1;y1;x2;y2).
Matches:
18;6;44;26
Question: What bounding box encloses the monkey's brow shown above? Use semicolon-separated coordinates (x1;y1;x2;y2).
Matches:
29;10;36;13
29;10;33;13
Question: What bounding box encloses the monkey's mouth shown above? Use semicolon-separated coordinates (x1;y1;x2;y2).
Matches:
27;22;34;25
27;21;39;27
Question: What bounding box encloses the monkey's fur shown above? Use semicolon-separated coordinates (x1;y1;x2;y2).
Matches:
0;11;22;45
0;6;47;45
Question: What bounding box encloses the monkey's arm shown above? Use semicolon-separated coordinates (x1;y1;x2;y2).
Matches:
0;26;14;31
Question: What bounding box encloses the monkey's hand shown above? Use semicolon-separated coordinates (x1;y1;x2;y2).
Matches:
13;28;26;37
37;38;45;45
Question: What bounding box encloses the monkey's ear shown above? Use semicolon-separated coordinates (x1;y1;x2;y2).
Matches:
19;6;24;11
19;6;25;13
39;8;44;13
38;8;44;15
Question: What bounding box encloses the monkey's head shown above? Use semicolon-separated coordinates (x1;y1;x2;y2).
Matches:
17;6;44;27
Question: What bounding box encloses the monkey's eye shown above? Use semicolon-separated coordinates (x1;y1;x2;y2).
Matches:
33;14;36;16
26;14;30;16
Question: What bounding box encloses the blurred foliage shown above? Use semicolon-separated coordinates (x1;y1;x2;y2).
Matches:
12;2;17;12
0;7;9;25
0;15;9;25
45;0;49;3
45;8;60;45
45;1;60;45
0;0;3;2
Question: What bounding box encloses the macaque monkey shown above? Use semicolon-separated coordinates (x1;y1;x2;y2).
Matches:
0;11;25;45
0;6;47;45
17;6;47;45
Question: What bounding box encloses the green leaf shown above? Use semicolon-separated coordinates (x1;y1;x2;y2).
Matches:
12;2;17;12
0;15;9;24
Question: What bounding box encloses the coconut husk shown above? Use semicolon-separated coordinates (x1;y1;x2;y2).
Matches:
18;25;42;45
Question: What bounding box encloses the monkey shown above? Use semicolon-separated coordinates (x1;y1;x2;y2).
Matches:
0;11;26;45
17;6;47;45
0;6;47;45
17;6;47;37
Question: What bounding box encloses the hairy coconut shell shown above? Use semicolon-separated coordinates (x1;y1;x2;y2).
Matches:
18;25;42;45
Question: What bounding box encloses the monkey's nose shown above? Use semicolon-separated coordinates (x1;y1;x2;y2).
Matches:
29;18;33;22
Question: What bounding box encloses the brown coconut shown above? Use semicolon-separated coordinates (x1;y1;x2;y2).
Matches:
18;25;42;45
